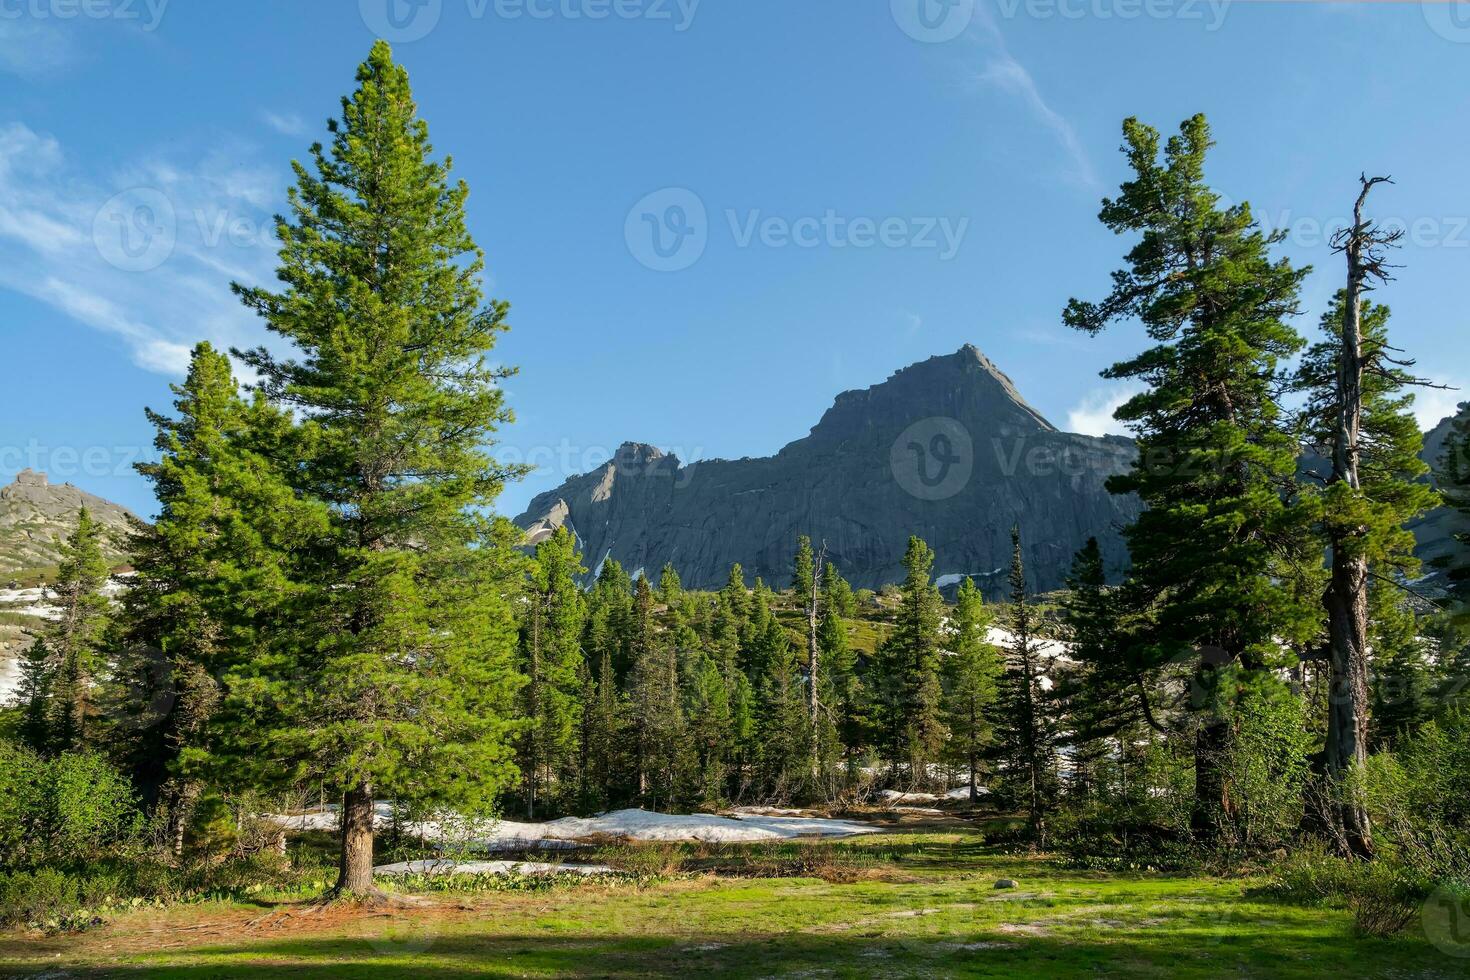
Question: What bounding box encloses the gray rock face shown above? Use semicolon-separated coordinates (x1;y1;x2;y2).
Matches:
1410;404;1470;579
514;346;1142;593
0;469;137;574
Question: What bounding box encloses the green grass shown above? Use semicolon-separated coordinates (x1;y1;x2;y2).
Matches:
0;826;1458;978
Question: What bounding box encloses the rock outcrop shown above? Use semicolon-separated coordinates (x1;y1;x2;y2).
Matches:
515;345;1142;593
0;469;137;575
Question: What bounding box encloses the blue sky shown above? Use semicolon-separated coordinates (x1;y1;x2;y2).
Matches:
2;0;1468;520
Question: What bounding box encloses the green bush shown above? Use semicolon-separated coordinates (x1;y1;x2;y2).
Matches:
0;743;141;868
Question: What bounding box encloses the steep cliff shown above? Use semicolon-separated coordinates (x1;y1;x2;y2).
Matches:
515;345;1142;592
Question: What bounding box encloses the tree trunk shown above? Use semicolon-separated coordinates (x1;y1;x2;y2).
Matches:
1325;555;1374;857
167;778;201;859
335;782;376;896
1320;176;1387;861
1192;677;1232;845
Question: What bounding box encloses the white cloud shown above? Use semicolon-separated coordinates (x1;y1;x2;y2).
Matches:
261;110;308;138
1067;384;1142;437
0;121;282;375
1411;381;1466;432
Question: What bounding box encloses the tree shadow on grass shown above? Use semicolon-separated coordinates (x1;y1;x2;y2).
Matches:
5;918;1452;980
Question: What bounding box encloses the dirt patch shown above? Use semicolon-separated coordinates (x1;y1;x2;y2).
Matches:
996;922;1052;937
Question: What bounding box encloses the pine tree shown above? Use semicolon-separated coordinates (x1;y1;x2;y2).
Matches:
1063;114;1314;841
1295;288;1439;855
41;508;113;753
943;577;1000;802
229;42;525;896
993;528;1058;842
518;526;587;817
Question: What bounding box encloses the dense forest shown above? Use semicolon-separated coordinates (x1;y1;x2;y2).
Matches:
4;42;1468;944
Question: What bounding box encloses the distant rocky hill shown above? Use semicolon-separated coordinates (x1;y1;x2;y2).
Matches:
0;469;137;576
515;345;1143;594
1411;403;1470;582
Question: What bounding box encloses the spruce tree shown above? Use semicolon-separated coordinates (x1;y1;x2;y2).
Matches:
792;536;823;736
687;653;732;806
627;576;683;807
888;536;946;784
41;508;113;753
943;577;1000;802
819;565;865;779
1442;410;1470;604
13;638;55;753
229;42;525;896
1063;114;1314;841
757;638;812;798
993;528;1058;842
518;526;587;817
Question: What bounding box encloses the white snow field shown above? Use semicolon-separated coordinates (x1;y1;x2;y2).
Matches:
372;859;615;877
262;806;880;847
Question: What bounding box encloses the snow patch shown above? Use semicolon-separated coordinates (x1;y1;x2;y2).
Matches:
264;806;878;846
373;859;615;877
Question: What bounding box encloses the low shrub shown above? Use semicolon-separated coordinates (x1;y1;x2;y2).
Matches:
1264;848;1431;937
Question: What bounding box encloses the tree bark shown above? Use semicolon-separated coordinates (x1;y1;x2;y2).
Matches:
335;782;376;896
1192;711;1232;843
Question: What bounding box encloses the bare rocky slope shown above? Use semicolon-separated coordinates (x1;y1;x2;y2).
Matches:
0;469;137;577
515;345;1144;593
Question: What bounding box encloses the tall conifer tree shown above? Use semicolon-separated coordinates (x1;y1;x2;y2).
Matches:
230;42;524;896
1064;114;1314;840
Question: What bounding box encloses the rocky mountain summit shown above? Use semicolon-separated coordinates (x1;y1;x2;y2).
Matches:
516;345;1144;593
0;469;137;576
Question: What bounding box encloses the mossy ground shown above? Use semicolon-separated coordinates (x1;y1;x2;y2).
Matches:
0;821;1458;978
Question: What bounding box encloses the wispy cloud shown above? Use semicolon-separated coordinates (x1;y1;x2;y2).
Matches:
1067;384;1142;437
261;110;308;138
955;9;1099;192
0;121;283;375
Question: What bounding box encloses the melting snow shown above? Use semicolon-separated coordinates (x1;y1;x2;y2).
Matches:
263;806;879;846
373;859;615;876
